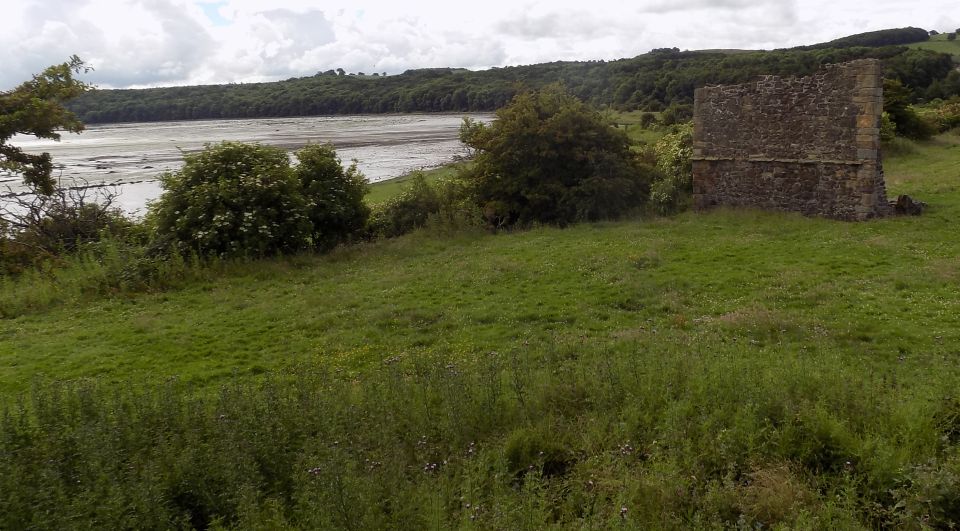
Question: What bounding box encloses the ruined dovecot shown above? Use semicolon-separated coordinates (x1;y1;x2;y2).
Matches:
692;59;891;220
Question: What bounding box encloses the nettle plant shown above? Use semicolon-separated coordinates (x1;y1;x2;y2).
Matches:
150;142;368;257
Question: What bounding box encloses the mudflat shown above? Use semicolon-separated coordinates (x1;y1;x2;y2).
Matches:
4;113;491;213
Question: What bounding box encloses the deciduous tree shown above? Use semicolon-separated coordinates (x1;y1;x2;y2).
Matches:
0;56;91;195
459;85;656;227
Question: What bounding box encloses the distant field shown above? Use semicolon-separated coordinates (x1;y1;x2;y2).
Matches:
908;32;960;62
366;162;466;204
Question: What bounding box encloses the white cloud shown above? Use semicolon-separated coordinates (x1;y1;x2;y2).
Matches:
1;0;958;90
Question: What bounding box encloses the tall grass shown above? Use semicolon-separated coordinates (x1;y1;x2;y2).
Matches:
3;132;960;527
2;339;957;528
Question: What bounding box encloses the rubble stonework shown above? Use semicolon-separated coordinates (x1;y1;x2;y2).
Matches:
692;59;891;220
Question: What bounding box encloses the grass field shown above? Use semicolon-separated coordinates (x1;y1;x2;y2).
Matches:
908;32;960;62
366;163;467;205
2;133;960;527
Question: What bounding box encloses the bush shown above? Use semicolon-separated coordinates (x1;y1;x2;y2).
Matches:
149;142;368;257
915;97;960;132
1;185;136;276
884;79;938;140
660;103;693;126
650;123;693;215
880;111;897;141
459;85;655;227
368;172;481;238
294;144;369;250
368;172;441;238
639;112;657;128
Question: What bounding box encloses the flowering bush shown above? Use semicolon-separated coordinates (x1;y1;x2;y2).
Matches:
150;142;368;257
915;97;960;133
650;122;693;215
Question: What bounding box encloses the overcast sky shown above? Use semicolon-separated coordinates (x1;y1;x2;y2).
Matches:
2;0;958;90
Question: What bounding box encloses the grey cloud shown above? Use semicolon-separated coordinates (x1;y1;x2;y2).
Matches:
496;11;608;39
232;9;337;77
260;9;335;49
638;0;757;15
1;0;217;89
89;0;217;86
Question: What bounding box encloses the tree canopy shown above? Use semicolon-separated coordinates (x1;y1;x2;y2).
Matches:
65;42;956;125
460;85;657;227
0;56;90;195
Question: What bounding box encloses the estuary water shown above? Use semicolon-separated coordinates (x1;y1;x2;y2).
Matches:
2;113;491;214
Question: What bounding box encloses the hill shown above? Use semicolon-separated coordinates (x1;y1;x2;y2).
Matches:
800;26;930;49
909;32;960;63
66;29;956;124
2;132;960;527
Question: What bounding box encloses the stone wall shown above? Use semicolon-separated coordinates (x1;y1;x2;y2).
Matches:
692;59;891;220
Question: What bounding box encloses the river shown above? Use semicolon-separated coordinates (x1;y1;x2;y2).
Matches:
2;113;491;214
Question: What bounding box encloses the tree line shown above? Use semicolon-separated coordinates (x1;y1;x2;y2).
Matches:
65;28;957;124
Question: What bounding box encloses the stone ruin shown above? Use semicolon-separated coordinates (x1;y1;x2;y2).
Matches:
692;59;898;221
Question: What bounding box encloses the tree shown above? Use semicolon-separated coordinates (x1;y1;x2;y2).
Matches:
884;78;937;140
293;144;369;250
459;85;656;227
0;56;91;195
948;32;957;41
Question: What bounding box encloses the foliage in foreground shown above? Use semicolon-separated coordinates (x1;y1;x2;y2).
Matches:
460;86;660;227
2;341;958;529
149;142;369;257
0;184;136;276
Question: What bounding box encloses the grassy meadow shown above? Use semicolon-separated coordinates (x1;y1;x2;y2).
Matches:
1;132;960;527
908;32;960;62
366;163;467;205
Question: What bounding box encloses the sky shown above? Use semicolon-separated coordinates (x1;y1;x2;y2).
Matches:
2;0;959;91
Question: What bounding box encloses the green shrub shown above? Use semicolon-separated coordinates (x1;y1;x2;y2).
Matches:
368;172;481;238
893;451;960;527
1;187;137;276
368;172;441;237
660;103;693;126
880;111;897;141
916;97;960;133
639;112;657;128
650;122;693;215
885;79;938;140
459;85;654;227
149;142;368;257
294;144;369;250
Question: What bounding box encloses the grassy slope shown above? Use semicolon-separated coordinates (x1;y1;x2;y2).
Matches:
908;33;960;62
366;163;465;205
2;134;959;394
2;133;960;527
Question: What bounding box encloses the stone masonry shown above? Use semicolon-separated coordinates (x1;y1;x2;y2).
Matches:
692;59;891;220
